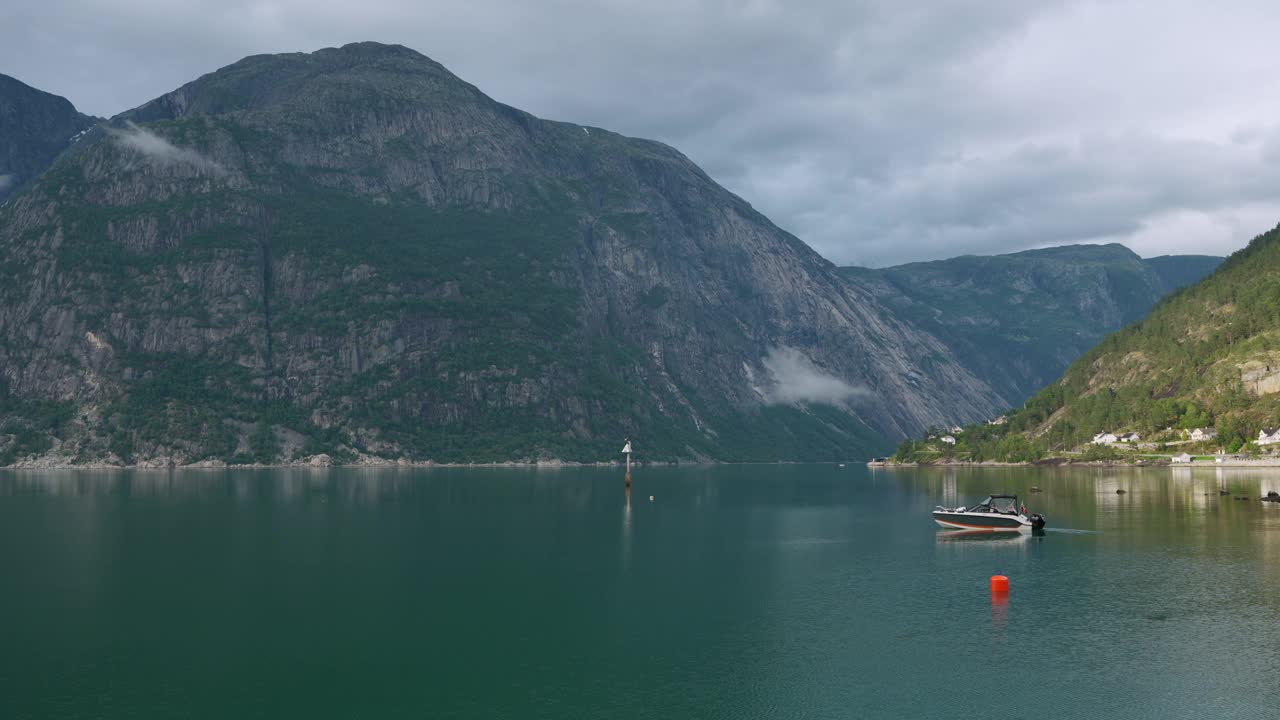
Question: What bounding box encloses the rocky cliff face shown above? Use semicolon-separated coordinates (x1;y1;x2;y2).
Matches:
0;74;97;203
0;42;1001;465
841;244;1222;409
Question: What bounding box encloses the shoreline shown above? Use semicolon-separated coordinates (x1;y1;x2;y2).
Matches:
868;459;1280;468
12;456;1280;471
0;457;869;471
0;458;657;471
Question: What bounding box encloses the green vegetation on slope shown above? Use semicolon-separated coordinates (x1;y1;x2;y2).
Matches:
894;224;1280;461
892;425;1046;464
843;244;1222;410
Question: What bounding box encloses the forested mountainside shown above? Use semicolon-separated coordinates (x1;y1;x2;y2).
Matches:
0;73;97;202
895;224;1280;461
841;245;1221;409
0;42;1004;466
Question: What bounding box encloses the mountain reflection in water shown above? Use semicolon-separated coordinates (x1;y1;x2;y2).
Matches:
1;464;1278;719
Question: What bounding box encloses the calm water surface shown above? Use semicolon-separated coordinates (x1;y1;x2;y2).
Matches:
3;465;1279;719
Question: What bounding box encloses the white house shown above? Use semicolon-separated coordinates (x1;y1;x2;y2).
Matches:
1093;432;1119;445
1117;432;1141;443
1188;427;1217;442
987;416;1008;426
1258;429;1280;446
1172;453;1193;463
949;426;964;434
940;435;957;445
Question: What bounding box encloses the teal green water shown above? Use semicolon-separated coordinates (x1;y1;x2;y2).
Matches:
3;465;1280;718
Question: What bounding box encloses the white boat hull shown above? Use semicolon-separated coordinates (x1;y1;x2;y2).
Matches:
931;511;1034;532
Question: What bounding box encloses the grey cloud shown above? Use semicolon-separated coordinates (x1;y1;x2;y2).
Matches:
762;347;868;406
3;1;1278;265
820;131;1280;265
0;175;12;192
108;122;224;174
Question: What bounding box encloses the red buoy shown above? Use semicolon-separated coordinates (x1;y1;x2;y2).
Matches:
990;575;1009;593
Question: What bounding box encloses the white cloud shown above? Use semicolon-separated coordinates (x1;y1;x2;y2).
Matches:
762;347;868;406
108;121;223;174
1102;204;1280;259
0;174;12;192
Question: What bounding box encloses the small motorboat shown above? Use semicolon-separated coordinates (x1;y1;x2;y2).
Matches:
932;494;1046;532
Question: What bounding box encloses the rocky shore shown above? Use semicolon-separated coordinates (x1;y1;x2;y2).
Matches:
1;453;643;471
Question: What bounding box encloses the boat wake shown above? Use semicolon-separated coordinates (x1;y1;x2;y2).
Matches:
935;526;1098;542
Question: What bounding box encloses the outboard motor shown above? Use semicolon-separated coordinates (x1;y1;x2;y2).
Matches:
1029;513;1046;530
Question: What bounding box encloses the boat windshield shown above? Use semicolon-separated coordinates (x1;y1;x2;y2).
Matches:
967;496;1019;514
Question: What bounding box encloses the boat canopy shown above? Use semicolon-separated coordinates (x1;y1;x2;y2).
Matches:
967;495;1020;514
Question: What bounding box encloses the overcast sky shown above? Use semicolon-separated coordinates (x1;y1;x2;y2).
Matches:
4;0;1279;266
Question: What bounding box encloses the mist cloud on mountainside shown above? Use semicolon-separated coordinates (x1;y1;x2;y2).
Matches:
762;347;869;405
0;175;12;192
109;122;224;174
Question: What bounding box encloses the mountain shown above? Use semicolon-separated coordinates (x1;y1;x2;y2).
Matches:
0;74;97;202
840;245;1222;409
919;223;1280;458
1017;223;1280;452
0;42;1003;466
1143;254;1226;293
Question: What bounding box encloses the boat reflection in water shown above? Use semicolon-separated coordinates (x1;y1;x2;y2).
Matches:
935;528;1045;543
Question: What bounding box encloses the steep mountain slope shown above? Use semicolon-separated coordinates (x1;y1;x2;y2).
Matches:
1144;254;1226;294
840;244;1221;408
0;42;1001;465
0;74;96;202
942;223;1280;455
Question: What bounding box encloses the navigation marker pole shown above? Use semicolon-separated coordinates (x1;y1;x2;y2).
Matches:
622;438;632;487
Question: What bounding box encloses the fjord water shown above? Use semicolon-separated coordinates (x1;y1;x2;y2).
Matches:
3;466;1279;719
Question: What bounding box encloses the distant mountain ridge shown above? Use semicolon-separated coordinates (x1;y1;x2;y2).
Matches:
1144;254;1227;293
840;244;1222;409
0;42;1006;466
932;223;1280;456
0;74;97;202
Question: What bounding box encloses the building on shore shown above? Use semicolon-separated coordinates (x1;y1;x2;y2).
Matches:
1188;427;1217;442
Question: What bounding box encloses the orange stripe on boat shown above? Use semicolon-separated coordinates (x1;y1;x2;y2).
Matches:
935;520;1022;531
